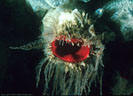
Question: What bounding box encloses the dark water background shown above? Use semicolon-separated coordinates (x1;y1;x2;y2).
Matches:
0;0;133;95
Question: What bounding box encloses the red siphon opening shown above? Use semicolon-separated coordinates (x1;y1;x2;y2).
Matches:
51;36;90;63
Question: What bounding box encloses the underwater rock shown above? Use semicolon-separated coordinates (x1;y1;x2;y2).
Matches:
44;0;69;8
26;0;91;12
103;0;133;41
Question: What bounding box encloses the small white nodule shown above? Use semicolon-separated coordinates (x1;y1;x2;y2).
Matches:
58;12;75;25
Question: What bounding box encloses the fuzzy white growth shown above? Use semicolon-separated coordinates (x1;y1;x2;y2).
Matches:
9;0;104;95
9;7;104;95
42;57;98;95
39;7;104;95
58;11;75;25
41;8;83;43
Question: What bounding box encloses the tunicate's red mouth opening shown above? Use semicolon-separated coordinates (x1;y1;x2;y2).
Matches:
51;35;90;63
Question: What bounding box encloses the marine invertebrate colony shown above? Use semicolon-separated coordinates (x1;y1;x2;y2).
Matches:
10;0;104;95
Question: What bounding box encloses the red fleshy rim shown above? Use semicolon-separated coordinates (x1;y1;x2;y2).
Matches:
50;36;90;63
